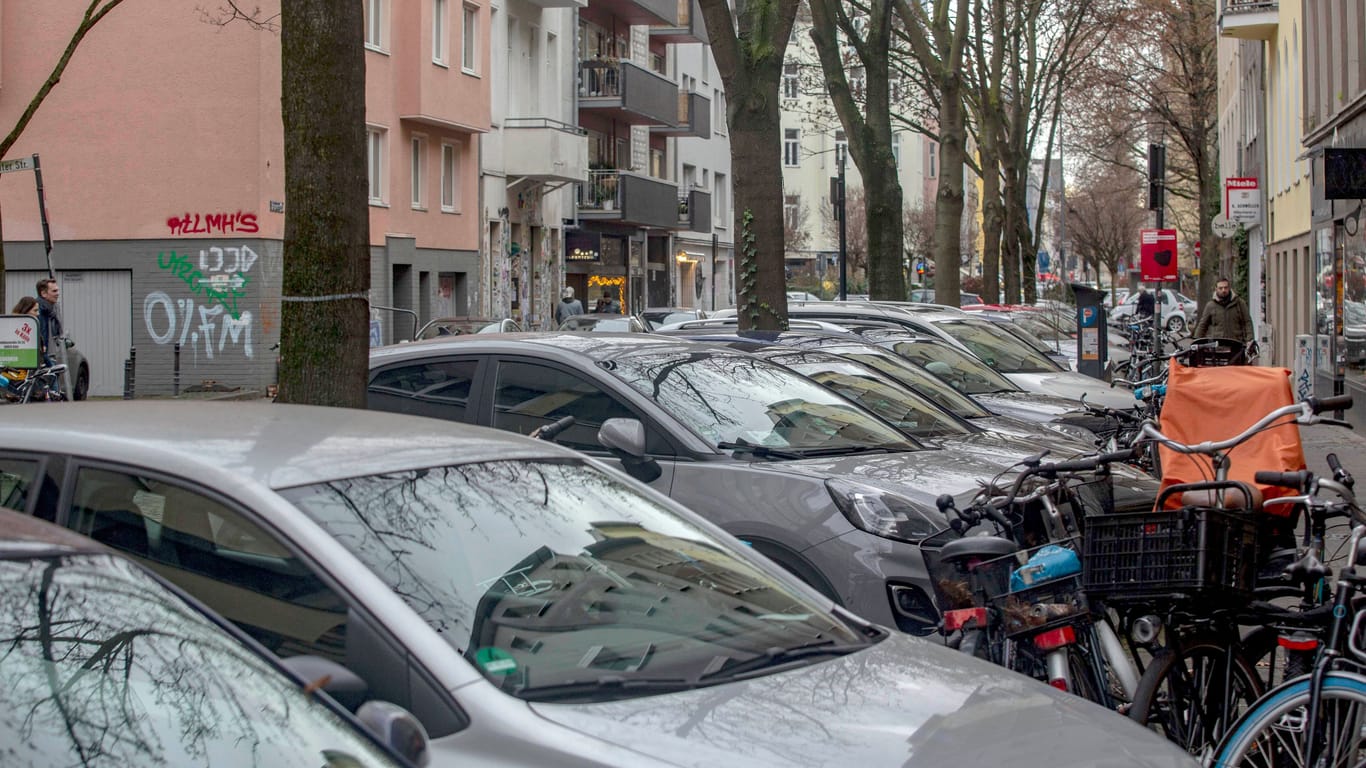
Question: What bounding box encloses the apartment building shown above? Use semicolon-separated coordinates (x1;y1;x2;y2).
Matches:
0;1;489;395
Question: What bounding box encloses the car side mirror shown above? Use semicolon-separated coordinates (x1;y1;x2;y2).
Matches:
598;418;662;483
357;700;431;768
279;655;369;711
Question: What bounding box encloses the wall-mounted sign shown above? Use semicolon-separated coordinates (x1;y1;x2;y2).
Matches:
0;314;40;369
1139;228;1179;282
1225;177;1260;223
565;230;601;261
1325;148;1366;200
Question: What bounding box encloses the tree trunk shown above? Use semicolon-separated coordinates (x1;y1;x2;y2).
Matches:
980;136;1003;304
1000;163;1022;303
864;148;906;300
933;74;967;307
276;0;370;406
730;98;788;330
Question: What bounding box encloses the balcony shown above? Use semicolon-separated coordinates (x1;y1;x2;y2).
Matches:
578;169;682;229
651;91;711;138
677;187;712;233
587;0;676;26
579;59;679;126
522;0;585;8
1218;0;1277;40
651;0;708;44
502;118;589;184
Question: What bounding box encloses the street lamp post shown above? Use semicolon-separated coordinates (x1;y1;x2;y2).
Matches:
837;149;848;300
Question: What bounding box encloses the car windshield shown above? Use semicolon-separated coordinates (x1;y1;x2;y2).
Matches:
604;349;917;453
643;311;699;330
418;319;514;339
1011;313;1067;342
761;353;970;438
282;460;875;703
830;347;992;419
2;553;400;768
562;316;638;332
885;339;1019;395
931;319;1058;373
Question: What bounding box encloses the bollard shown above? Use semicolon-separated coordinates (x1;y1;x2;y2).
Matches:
127;347;136;400
123;358;132;400
173;343;181;397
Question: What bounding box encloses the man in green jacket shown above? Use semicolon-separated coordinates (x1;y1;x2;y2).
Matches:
1194;276;1253;343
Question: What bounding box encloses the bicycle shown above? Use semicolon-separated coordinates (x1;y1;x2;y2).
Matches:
1212;473;1366;767
1;363;69;404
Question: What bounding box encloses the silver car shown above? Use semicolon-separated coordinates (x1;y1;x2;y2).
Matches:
0;403;1192;767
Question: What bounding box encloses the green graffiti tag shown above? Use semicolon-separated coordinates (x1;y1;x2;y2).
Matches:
157;250;250;319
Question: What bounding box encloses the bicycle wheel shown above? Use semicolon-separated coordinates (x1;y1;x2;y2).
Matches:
1130;638;1264;758
1214;672;1366;767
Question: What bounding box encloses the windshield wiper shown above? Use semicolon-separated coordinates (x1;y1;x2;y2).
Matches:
716;439;806;460
516;675;700;702
792;444;915;457
700;640;866;681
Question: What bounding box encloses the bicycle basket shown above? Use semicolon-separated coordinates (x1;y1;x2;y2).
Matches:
1186;337;1248;367
977;539;1088;638
1081;507;1258;603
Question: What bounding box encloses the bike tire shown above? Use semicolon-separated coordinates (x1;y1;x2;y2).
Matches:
1213;672;1366;767
1130;638;1263;759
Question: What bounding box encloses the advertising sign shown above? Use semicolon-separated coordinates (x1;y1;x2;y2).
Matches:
1139;228;1179;282
0;314;40;369
1225;177;1260;224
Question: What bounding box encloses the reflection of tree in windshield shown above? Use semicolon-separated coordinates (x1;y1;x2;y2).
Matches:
887;342;1015;394
606;351;906;449
0;555;390;768
284;460;868;703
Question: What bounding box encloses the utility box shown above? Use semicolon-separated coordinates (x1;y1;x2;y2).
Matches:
1071;283;1108;381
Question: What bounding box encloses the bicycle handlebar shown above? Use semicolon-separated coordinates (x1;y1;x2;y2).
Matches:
1254;469;1313;491
1140;398;1353;457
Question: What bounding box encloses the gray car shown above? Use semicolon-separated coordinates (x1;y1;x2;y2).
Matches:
368;334;1156;635
0;403;1194;767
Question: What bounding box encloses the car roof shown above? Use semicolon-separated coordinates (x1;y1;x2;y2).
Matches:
372;331;746;365
0;507;108;557
0;401;572;489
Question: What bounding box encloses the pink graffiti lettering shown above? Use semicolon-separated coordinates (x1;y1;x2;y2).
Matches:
167;211;259;236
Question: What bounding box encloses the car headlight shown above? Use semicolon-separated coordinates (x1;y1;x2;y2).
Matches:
826;478;942;543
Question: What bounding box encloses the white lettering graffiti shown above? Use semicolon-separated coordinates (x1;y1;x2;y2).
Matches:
199;244;259;275
143;291;254;361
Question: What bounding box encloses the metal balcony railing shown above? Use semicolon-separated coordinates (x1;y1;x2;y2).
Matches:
579;169;622;211
1222;0;1276;12
580;60;623;98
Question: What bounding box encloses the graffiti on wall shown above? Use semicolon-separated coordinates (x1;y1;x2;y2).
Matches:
167;211;259;236
145;244;260;362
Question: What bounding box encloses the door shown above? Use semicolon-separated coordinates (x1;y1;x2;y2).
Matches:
6;269;132;396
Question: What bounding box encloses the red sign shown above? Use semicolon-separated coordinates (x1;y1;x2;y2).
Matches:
1140;228;1179;282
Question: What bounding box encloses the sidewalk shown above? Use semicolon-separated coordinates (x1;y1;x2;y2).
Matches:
1299;422;1366;484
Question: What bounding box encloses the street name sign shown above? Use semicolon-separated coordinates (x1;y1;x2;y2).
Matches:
0;156;35;174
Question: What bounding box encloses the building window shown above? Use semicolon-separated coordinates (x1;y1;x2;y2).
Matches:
784;194;801;233
783;62;799;100
365;0;385;49
367;127;387;204
441;143;459;212
892;136;901;170
433;0;448;65
784;129;800;167
411;136;426;209
701;50;709;84
929;142;937;178
834;130;847;168
462;4;478;73
714;88;725;135
715;173;728;228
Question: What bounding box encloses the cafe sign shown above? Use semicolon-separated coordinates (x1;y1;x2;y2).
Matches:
0;314;40;369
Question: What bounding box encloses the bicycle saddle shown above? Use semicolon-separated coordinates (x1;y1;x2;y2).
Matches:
938;536;1018;564
1179;485;1264;512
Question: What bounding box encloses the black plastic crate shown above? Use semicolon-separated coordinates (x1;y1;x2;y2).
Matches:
1082;508;1258;603
977;540;1088;639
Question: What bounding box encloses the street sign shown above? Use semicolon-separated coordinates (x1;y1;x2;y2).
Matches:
0;156;35;174
1211;213;1238;239
1140;228;1180;282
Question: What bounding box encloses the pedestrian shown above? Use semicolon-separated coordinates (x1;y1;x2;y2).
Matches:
34;278;63;366
555;286;584;325
1134;287;1156;322
596;288;621;314
11;296;38;316
1193;276;1253;344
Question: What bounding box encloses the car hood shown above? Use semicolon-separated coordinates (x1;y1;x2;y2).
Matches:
973;390;1088;421
528;632;1193;768
971;413;1099;448
922;429;1089;463
1004;371;1137;411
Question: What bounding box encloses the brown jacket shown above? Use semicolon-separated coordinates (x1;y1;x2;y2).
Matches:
1194;294;1253;343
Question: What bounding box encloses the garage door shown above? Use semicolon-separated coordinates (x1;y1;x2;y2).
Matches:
7;270;133;397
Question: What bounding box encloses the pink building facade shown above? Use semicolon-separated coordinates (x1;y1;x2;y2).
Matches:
0;1;489;395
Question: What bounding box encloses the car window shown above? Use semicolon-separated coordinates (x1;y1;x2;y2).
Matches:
65;467;350;665
492;361;653;453
0;456;39;513
887;340;1018;394
836;349;991;419
281;459;877;704
1;552;401;768
932;319;1058;373
368;359;480;422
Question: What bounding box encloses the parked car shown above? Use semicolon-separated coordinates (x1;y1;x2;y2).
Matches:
1108;289;1196;332
786;290;822;302
909;289;983;306
556;313;648;333
0;508;423;768
415;317;523;340
0;402;1194;767
368;333;1154;631
639;307;708;331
